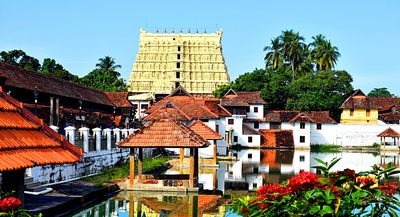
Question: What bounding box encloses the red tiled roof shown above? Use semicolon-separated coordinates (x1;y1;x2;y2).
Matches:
145;96;218;121
188;120;223;140
377;127;400;137
243;124;261;135
117;116;210;148
0;62;113;106
221;89;266;106
0;87;82;172
203;99;231;117
105;92;132;108
339;89;400;110
380;113;400;123
259;129;294;148
264;111;336;124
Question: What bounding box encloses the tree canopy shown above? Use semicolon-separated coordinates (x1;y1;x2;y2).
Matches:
368;88;395;97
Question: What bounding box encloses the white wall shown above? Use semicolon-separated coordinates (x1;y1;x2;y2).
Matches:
310;123;337;145
247;105;264;119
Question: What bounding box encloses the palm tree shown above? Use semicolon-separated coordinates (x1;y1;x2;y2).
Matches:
309;35;340;71
263;37;283;69
279;30;307;79
96;56;121;77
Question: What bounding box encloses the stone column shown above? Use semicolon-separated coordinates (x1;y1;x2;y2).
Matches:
49;125;59;132
64;126;76;145
55;97;60;126
104;128;112;150
121;128;128;139
49;97;54;126
128;128;135;135
79;127;90;153
113;128;121;142
93;127;102;151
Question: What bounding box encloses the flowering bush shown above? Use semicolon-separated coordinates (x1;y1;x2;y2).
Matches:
229;158;400;216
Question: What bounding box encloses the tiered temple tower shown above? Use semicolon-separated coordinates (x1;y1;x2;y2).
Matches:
128;29;230;98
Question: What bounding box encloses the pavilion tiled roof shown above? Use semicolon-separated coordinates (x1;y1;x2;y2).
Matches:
221;89;266;107
0;62;113;107
117;117;210;148
105;92;132;108
377;127;400;137
188;120;223;140
0;87;82;172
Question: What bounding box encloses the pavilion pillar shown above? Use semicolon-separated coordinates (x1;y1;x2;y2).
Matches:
213;140;217;164
188;194;198;217
129;192;134;217
49;97;54;126
189;148;194;188
129;148;135;188
179;148;184;164
138;148;143;181
1;169;25;208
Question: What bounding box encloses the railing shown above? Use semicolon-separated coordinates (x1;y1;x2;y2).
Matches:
101;137;107;150
74;136;83;149
88;136;96;152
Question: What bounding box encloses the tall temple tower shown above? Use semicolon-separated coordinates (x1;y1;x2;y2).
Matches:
128;28;230;98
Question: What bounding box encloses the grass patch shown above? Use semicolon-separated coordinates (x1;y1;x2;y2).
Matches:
310;144;341;153
83;156;171;187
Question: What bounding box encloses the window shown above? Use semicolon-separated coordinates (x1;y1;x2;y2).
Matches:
177;54;181;59
175;82;180;88
300;123;305;129
316;123;322;130
176;62;180;68
216;125;219;133
350;109;354;116
300;136;305;143
300;169;305;173
366;109;370;117
141;104;148;110
248;136;253;143
300;155;305;162
254;122;259;129
248;153;252;159
228;119;234;125
253;183;257;189
177;46;181;52
270;122;281;129
253;107;258;113
245;107;250;112
176;71;180;78
233;136;238;143
253;167;259;173
200;119;209;122
132;104;138;110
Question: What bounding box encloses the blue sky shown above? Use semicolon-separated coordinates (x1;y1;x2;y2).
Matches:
1;1;399;94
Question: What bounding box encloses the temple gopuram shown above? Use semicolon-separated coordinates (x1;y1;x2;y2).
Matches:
127;28;230;103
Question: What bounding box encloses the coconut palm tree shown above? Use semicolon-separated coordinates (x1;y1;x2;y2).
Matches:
96;56;121;76
263;37;283;69
279;30;307;79
310;37;340;71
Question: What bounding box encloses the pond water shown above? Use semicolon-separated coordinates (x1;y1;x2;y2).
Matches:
71;149;400;217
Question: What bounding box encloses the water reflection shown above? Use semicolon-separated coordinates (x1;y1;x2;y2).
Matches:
73;150;400;216
72;191;226;217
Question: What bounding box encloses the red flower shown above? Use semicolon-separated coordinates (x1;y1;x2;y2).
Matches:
241;207;249;216
288;171;319;193
0;197;22;211
322;185;341;196
256;184;288;200
379;182;398;195
344;169;356;179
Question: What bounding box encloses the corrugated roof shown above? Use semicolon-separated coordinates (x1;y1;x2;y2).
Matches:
117;117;210;148
0;62;113;107
105;92;132;108
0;87;82;172
377;127;400;137
188;120;223;140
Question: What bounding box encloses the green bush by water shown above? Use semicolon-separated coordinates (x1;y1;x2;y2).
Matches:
310;144;341;153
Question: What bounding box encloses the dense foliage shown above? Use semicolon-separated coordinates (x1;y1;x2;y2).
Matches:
368;88;396;97
0;50;126;92
214;30;353;117
229;158;400;216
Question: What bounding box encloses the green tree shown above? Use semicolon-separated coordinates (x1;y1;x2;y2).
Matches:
309;35;340;71
368;88;395;97
0;49;41;71
279;30;307;78
41;58;79;82
80;56;126;92
263;38;282;69
261;68;292;109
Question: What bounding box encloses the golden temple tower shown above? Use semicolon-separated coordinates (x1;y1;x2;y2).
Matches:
128;28;230;97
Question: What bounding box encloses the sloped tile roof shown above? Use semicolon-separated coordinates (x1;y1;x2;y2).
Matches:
242;124;262;135
188;120;223;140
117;116;210;148
264;111;336;124
105;92;132;108
221;90;266;106
0;62;113;106
236;91;267;104
377;127;400;137
264;111;299;122
0;87;82;172
339;90;400;110
203;99;232;117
